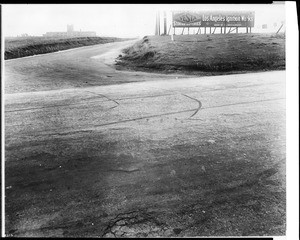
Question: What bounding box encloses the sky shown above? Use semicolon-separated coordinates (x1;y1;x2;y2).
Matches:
2;3;286;38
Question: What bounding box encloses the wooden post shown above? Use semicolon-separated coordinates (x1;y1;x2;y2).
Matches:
188;27;189;35
246;27;248;33
236;27;238;33
163;11;167;35
196;27;200;34
210;27;211;34
157;11;160;35
181;27;185;35
168;25;171;35
155;11;160;35
221;27;222;34
213;27;216;34
250;27;251;33
204;27;206;34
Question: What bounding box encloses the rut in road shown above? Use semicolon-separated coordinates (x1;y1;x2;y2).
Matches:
147;86;203;119
86;90;120;108
6;97;285;138
181;94;202;118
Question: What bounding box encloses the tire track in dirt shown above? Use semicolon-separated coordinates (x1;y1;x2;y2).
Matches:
6;97;285;138
146;86;203;119
16;108;197;138
5;97;109;113
181;94;202;118
86;90;120;107
6;80;284;113
202;97;285;110
5;94;176;113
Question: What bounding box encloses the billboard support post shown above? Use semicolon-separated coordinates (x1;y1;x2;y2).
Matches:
168;25;171;35
228;27;236;34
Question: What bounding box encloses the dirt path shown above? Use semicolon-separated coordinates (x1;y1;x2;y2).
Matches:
4;42;286;237
5;40;190;94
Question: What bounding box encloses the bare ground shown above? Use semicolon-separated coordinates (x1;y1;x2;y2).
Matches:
4;40;286;237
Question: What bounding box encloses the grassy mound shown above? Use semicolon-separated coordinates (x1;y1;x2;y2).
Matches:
5;36;130;60
116;33;285;75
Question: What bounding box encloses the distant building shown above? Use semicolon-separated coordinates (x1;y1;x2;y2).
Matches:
67;24;74;33
43;25;97;38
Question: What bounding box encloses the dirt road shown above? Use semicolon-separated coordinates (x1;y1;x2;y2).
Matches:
5;41;286;237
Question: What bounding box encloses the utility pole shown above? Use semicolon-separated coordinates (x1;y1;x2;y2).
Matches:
163;11;167;35
155;11;161;35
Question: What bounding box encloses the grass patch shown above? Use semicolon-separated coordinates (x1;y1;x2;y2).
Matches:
5;36;131;60
116;33;285;75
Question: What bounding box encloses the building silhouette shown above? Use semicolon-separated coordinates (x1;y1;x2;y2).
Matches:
43;25;96;38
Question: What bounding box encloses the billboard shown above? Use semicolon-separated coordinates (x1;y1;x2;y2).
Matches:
172;11;255;28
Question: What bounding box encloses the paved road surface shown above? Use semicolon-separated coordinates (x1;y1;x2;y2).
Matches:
5;41;286;237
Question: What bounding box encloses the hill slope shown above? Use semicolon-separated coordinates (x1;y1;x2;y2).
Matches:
116;34;285;76
5;36;131;60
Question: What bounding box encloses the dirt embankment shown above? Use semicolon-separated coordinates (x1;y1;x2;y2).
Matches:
116;34;285;75
5;37;131;60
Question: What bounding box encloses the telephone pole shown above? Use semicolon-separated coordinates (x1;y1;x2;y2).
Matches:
155;11;160;35
163;11;167;35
